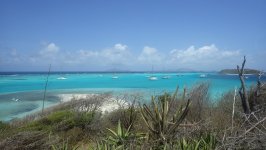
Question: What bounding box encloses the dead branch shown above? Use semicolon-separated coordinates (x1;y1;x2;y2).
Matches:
243;116;266;136
237;56;251;114
231;87;237;132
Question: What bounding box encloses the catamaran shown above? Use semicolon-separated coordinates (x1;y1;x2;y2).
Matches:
149;65;158;80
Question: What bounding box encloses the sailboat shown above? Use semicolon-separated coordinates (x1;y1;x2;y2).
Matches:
57;67;67;80
112;72;119;79
161;66;170;79
149;76;158;80
199;74;207;78
149;65;158;81
57;76;67;80
161;75;170;79
112;75;119;79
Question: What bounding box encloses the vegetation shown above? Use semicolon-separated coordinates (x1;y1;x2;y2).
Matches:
0;58;265;149
219;68;261;74
140;88;190;145
1;81;265;149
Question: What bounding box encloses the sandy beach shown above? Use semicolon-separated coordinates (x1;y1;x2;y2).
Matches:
57;93;127;114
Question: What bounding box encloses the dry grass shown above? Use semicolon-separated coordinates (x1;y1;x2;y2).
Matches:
1;81;266;149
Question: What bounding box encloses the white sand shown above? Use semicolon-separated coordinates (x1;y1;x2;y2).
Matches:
57;94;128;114
58;94;96;102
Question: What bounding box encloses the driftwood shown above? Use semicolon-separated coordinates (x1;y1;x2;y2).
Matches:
237;56;251;114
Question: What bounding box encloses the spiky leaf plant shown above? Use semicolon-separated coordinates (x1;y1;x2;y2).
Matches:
177;133;217;150
99;120;145;149
107;120;131;146
51;139;79;150
140;87;190;144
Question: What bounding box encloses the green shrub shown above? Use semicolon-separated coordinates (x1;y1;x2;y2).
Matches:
0;121;9;131
51;139;79;150
47;110;74;124
96;120;145;149
23;110;96;133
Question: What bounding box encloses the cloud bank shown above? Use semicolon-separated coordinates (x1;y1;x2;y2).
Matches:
0;42;252;71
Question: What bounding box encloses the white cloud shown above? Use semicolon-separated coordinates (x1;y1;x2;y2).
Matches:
168;44;240;70
54;43;133;67
10;49;18;56
6;48;24;63
78;43;133;66
1;42;249;71
114;43;128;51
39;43;60;56
78;49;99;57
138;46;164;65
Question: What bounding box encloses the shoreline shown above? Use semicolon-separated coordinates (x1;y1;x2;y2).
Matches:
0;93;128;122
57;93;127;113
224;73;256;76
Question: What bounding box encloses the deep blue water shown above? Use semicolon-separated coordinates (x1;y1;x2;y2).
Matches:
0;72;265;121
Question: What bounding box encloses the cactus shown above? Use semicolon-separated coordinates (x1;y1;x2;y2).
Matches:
106;120;132;146
140;87;190;143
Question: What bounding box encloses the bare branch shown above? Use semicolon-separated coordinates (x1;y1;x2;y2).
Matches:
243;116;266;136
237;56;250;114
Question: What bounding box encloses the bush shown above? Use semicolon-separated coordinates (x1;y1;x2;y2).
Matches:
187;83;210;122
47;110;74;124
0;121;9;131
0;131;58;149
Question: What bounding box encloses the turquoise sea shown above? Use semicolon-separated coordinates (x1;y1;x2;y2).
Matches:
0;72;265;121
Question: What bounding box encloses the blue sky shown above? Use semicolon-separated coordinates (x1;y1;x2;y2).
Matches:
0;0;265;71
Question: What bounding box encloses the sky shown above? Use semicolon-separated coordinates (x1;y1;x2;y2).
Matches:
0;0;265;72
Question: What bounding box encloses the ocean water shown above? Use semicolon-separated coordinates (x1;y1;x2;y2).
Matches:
0;72;265;121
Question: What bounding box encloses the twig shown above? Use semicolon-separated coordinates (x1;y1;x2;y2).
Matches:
242;116;266;136
178;121;201;127
231;87;237;132
222;131;226;149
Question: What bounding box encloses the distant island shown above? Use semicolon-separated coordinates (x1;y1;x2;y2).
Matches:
219;69;261;74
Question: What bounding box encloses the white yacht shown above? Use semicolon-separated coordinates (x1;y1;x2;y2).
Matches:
112;74;119;79
199;74;207;78
57;77;67;80
149;76;158;80
162;75;170;79
148;65;158;81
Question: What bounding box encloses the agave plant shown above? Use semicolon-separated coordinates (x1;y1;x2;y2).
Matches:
51;139;79;150
140;87;190;143
178;138;201;150
103;120;145;149
95;140;122;150
200;133;217;150
106;120;132;146
177;134;217;150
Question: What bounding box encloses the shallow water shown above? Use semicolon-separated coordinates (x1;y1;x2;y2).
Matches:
0;72;265;121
